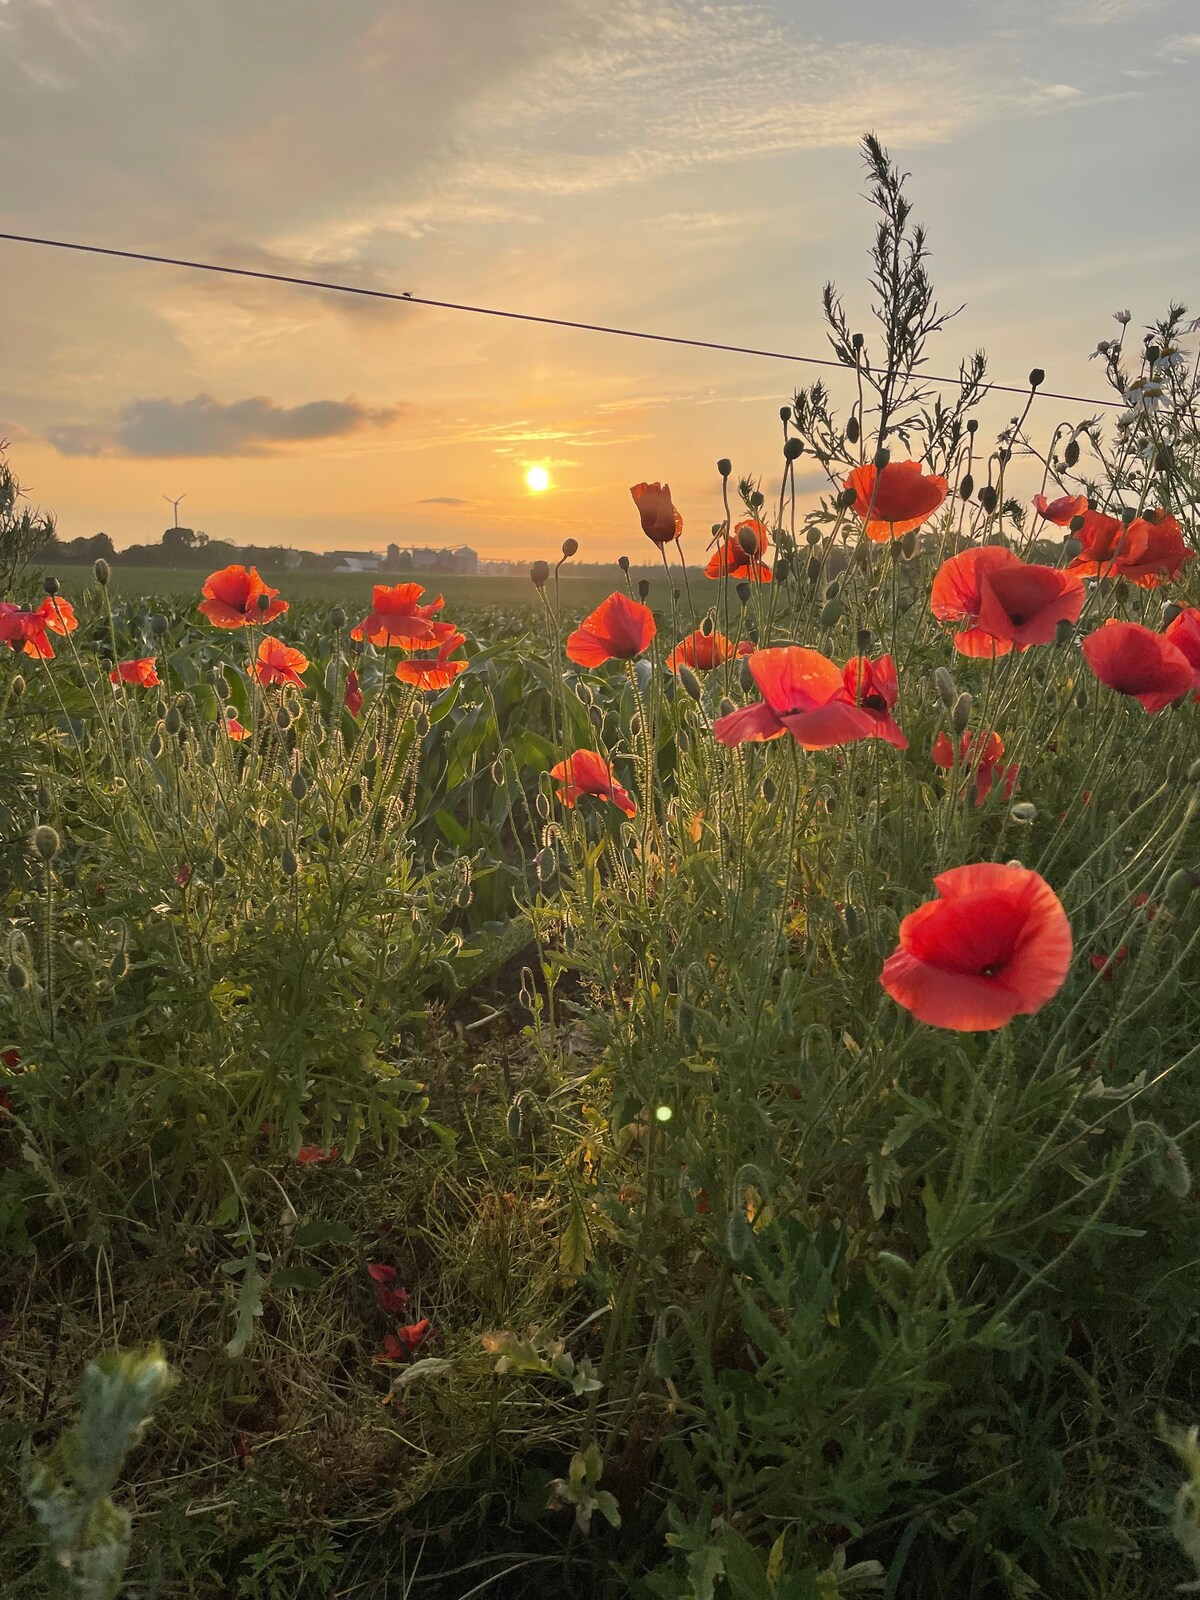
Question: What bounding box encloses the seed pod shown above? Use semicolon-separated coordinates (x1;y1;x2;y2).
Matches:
845;415;860;445
290;771;309;801
959;473;974;500
1010;802;1038;824
530;560;550;588
951;692;972;736
164;706;182;735
330;606;346;629
94;558;111;585
978;485;998;514
561;537;579;558
1064;439;1081;468
32;825;60;861
806;556;822;583
506;1101;523;1140
717;457;732;478
677;664;702;702
638;579;651;601
837;486;858;510
149;614;169;636
634;658;653;694
148;732;163;759
11;674;26;697
618;555;630;573
873;446;891;469
784;437;804;460
856;629;874;654
7;960;28;992
819;599;844;629
44;574;60;596
281;847;299;876
933;667;956;708
1029;368;1045;389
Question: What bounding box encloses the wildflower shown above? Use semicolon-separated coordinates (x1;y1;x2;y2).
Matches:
35;595;78;640
296;1145;340;1164
666;628;753;672
843;460;948;541
1068;510;1193;588
630;481;682;545
0;603;52;657
344;669;363;718
1164;606;1200;696
1032;492;1088;526
199;565;288;628
1082;620;1194;712
1066;508;1125;570
373;1319;432;1363
394;627;467;689
367;1263;411;1318
1113;309;1132;326
880;862;1072;1031
705;518;773;582
842;654;907;749
930;545;1084;657
931;730;1019;805
176;862;191;887
224;713;250;741
253;636;309;689
566;592;655;667
1091;947;1129;980
352;583;445;648
110;657;160;687
549;749;637;816
712;646;880;750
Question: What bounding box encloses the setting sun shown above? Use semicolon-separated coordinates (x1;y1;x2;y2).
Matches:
524;464;551;493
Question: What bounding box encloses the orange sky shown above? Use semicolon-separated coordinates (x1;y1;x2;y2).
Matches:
3;0;1199;562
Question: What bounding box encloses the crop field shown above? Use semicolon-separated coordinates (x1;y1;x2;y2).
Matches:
5;145;1200;1600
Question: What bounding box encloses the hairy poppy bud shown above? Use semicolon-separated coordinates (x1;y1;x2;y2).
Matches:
256;592;271;613
275;706;292;731
737;525;759;556
736;581;751;607
750;490;765;510
530;560;550;588
896;592;914;614
1064;439;1080;467
837;486;858;510
618;555;630;573
1167;868;1198;903
561;537;579;558
109;947;129;982
634;658;653;694
638;580;650;601
784;437;804;460
94;558;111;586
590;705;605;730
933;667;956;708
330;606;346;629
211;854;227;880
873;446;890;470
819;599;844;629
32;824;60;861
717;457;732;478
1062;537;1082;560
761;775;777;803
806;557;822;584
959;473;974;501
1054;618;1074;644
824;579;841;601
774;555;793;582
506;1100;523;1139
951;692;972;736
44;575;60;596
1010;802;1038;824
1029;368;1045;389
148;732;163;759
978;485;998;514
1163;602;1183;627
718;696;736;718
805;525;822;547
163;706;182;735
11;674;25;697
845;415;860;445
7;960;27;992
290;771;309;801
677;663;702;702
534;847;555;885
149;614;168;636
1074;688;1088;710
281;847;299;876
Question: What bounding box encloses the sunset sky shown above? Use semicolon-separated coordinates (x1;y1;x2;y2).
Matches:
2;0;1199;562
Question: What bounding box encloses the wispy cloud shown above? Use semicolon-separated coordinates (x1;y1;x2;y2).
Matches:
47;393;406;458
417;495;469;506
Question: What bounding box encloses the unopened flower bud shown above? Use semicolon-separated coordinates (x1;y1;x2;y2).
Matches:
7;960;28;991
717;457;732;478
1167;868;1198;903
899;530;918;559
94;558;111;585
1010;802;1038;824
148;732;163;759
1054;618;1074;645
784;437;804;460
32;824;60;861
677;664;702;702
736;581;751;606
1064;439;1080;468
819;599;844;629
824;580;841;601
618;555;630;573
149;614;169;636
978;485;998;514
561;537;578;558
845;415;860;446
11;674;25;697
1074;688;1088;710
530;560;550;589
638;580;650;601
290;771;309;801
761;775;777;803
281;847;299;876
805;525;822;547
959;473;974;501
330;606;346;629
109;948;129;982
718;696;736;717
750;490;765;510
837;486;858;510
1028;368;1045;389
951;692;972;736
873;446;890;470
275;706;292;731
1163;602;1182;627
737;525;759;556
634;658;653;694
257;592;271;613
164;706;182;735
43;575;60;596
933;667;956;708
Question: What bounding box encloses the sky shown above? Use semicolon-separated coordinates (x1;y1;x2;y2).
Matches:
2;0;1199;562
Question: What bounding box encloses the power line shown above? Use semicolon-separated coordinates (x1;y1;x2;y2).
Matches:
0;228;1122;410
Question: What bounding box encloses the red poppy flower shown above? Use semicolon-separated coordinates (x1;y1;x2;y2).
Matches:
666;628;753;672
566;592;656;667
843;460;948;541
1;1048;20;1069
344;669;363;718
549;749;637;816
253;635;309;689
1068;510;1194;587
931;730;1019;805
36;596;78;637
1165;607;1200;697
842;654;907;749
630;481;682;545
199;565;288;628
0;603;53;657
930;545;1084;656
367;1263;411;1318
880;862;1072;1031
1033;492;1089;526
373;1319;432;1363
394;626;467;690
705;518;773;582
176;862;192;887
224;714;250;741
712;646;880;750
351;583;444;648
110;657;160;687
1091;947;1129;980
1081;620;1194;713
296;1144;340;1164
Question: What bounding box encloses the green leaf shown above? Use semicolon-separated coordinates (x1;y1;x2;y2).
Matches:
293;1218;355;1248
271;1265;323;1292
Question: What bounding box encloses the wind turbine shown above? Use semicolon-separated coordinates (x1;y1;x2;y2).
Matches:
163;493;187;527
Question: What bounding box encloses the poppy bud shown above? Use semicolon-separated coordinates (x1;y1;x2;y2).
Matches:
1062;537;1082;560
738;658;754;694
806;557;822;583
978;485;998;514
275;706;292;731
1010;802;1038;824
717;458;732;478
561;537;579;558
933;667;956;708
330;606;346;629
896;592;914;614
534;847;555;884
899;530;918;559
1167;868;1198;903
677;664;702;702
634;658;653;694
32;824;60;861
618;555;630;573
1029;368;1045;389
506;1101;523;1139
7;960;27;992
843;903;861;940
281;847;299;876
718;696;736;717
211;854;227;880
44;575;60;596
150;614;168;636
662;673;676;702
761;775;777;803
873;446;890;470
415;711;430;737
1163;602;1182;627
256;592;271;613
959;473;974;501
11;674;25;697
824;580;841;601
94;558;111;585
819;599;843;629
1054;618;1074;645
837;487;858;510
845;415;860;446
1064;439;1080;468
290;771;308;801
536;790;551;821
637;580;651;602
736;525;759;556
774;555;793;582
805;526;822;547
851;332;864;351
530;561;551;589
736;582;751;607
779;405;791;423
148;732;163;759
967;418;979;434
750;491;765;510
590;706;605;730
951;693;972;736
109;947;129;982
1074;688;1088;710
784;437;804;460
160;704;181;735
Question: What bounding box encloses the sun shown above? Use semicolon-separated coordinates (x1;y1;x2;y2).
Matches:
525;464;551;493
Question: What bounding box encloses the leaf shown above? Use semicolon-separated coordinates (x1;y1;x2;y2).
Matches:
559;1197;591;1280
293;1218;355;1248
225;1257;263;1359
389;1357;452;1391
271;1265;323;1292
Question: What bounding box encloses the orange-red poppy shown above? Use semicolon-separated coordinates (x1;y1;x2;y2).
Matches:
36;595;78;637
549;749;637;816
1081;619;1194;713
224;713;250;740
844;460;948;541
374;1319;432;1362
199;565;288;628
344;669;363;718
880;862;1072;1031
395;629;467;690
1032;492;1088;526
630;481;682;545
931;730;1019;805
566;592;656;667
1165;606;1200;698
253;635;309;689
705;518;773;582
1068;510;1194;588
1091;947;1129;981
842;654;907;749
666;627;753;672
351;583;445;648
712;646;880;750
296;1144;340;1164
0;603;52;658
110;657;160;687
930;545;1084;656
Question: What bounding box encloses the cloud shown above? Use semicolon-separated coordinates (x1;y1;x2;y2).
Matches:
1159;32;1200;60
46;393;406;458
417;495;470;506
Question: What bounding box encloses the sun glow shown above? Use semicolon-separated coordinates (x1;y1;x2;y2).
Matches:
525;464;551;493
